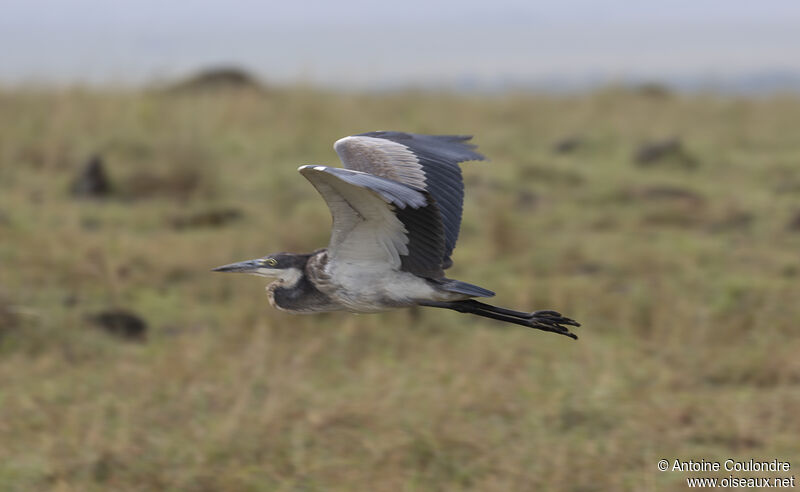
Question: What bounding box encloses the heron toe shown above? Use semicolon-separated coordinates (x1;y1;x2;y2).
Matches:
531;311;581;327
527;313;580;339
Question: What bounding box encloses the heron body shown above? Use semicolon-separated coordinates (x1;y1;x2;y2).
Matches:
214;132;580;338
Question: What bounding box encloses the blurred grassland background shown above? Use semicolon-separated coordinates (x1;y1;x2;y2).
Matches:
1;84;800;491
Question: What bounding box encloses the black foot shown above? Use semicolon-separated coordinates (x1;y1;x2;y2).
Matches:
526;311;581;340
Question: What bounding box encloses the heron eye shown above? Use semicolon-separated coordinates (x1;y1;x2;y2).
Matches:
264;258;277;267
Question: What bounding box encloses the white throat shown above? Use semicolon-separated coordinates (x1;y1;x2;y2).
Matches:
255;267;303;287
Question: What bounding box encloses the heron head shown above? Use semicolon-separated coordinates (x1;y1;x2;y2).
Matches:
212;253;305;283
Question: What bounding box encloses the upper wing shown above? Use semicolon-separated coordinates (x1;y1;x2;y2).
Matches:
333;131;485;269
298;165;447;278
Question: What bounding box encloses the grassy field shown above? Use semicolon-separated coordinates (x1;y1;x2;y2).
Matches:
1;86;800;491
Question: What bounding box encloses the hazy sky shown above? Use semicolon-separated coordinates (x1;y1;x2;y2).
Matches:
2;0;800;87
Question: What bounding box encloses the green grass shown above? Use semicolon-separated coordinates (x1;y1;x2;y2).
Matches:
1;86;800;491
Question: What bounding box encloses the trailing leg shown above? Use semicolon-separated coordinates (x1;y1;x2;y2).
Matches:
419;300;580;339
458;300;580;325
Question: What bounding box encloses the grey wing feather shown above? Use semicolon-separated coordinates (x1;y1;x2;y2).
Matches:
298;165;446;278
334;131;485;269
321;166;427;209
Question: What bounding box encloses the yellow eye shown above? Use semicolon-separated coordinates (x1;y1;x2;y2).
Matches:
264;258;277;267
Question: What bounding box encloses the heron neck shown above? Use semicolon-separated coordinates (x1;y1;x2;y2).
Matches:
267;251;339;313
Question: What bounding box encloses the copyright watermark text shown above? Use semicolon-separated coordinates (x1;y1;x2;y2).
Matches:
658;459;794;488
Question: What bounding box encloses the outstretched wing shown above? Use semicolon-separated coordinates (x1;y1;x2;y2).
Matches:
333;131;485;269
298;165;447;278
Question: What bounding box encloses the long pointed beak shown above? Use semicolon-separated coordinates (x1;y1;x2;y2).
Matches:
212;259;261;273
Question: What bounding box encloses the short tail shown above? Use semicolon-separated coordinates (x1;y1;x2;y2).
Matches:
435;278;495;298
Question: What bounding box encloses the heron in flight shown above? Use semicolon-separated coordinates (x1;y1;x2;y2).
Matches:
214;132;580;339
